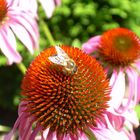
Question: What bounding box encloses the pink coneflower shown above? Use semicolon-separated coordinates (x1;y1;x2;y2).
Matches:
5;45;111;140
82;28;140;113
0;0;39;64
39;0;61;18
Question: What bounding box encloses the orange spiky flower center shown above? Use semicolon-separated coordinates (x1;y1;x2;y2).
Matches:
21;45;110;137
0;0;8;23
98;28;140;67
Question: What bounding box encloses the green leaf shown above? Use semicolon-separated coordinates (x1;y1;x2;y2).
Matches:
135;104;140;120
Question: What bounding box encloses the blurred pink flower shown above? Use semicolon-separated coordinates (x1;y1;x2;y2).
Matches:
0;0;39;64
82;28;140;113
39;0;61;18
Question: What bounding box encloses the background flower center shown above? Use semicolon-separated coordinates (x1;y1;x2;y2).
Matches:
0;0;7;23
99;28;140;67
115;36;132;51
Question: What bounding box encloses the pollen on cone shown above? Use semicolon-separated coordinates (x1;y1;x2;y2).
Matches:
98;28;140;67
21;45;110;137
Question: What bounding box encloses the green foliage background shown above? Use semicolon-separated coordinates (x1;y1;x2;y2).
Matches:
0;0;140;131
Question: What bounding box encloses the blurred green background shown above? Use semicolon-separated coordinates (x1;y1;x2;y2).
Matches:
0;0;140;138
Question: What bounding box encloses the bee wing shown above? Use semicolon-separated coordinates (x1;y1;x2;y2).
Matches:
55;46;70;60
48;46;69;66
48;55;65;66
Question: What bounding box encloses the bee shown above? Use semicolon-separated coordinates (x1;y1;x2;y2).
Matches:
48;46;77;75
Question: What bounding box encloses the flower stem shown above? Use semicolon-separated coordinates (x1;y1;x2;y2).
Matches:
131;64;140;75
40;20;56;45
17;63;27;75
84;128;96;140
0;125;10;132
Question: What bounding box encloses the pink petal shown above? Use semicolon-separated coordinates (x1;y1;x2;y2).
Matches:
63;135;71;140
135;59;140;69
12;8;38;37
47;130;57;140
124;68;138;108
29;124;42;140
82;36;101;54
87;35;101;43
4;113;24;140
0;26;22;64
134;61;140;103
108;71;125;110
123;128;136;140
109;69;118;87
78;130;93;140
105;112;125;130
92;114;136;140
18;101;28;115
132;70;139;104
42;128;49;139
9;11;39;49
39;0;56;18
19;115;35;140
122;100;139;128
55;0;61;5
137;76;140;103
7;0;20;7
69;134;78;140
9;21;35;54
91;127;130;140
91;117;134;140
34;128;49;140
18;0;38;18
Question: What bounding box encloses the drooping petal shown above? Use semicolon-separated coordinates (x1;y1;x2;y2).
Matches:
109;69;118;87
41;128;49;140
4;112;25;140
123;128;136;140
91;127;130;140
108;70;125;111
7;0;20;7
137;76;140;103
9;21;35;54
121;99;139;129
125;68;138;108
78;132;88;140
19;14;39;47
9;11;39;49
19;116;35;140
134;60;140;103
46;130;57;140
91;113;134;140
39;0;56;18
105;112;125;130
18;0;38;18
132;70;139;104
0;26;22;64
9;7;39;39
28;124;42;140
82;36;101;54
62;135;71;140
